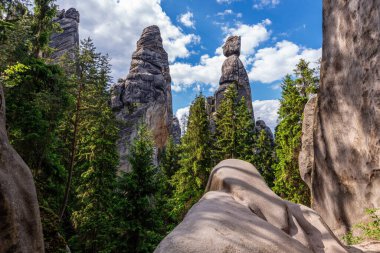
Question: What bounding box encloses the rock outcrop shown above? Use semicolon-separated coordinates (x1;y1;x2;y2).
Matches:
0;85;44;252
155;159;350;253
255;119;274;145
111;25;173;172
299;95;317;189
303;0;380;235
172;117;181;144
215;36;254;117
50;8;80;60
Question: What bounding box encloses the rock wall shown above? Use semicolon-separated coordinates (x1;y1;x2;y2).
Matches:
215;36;254;116
50;8;80;60
111;25;173;172
155;159;349;253
255;119;274;145
310;0;380;234
0;84;45;252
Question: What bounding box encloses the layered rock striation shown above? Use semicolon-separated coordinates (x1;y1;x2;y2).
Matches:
111;25;174;172
155;159;350;253
0;85;44;252
299;0;380;235
215;36;254;116
50;8;80;60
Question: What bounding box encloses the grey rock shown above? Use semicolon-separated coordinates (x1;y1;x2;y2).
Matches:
310;0;380;236
112;25;173;172
215;37;254;117
222;35;241;57
299;95;317;189
50;8;80;60
172;117;181;144
255;119;274;145
155;159;350;253
0;84;44;252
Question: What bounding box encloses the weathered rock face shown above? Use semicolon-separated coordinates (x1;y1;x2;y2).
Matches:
172;117;181;144
255;119;274;145
50;8;80;60
111;25;173;172
155;159;350;253
309;0;380;235
0;85;44;252
215;36;254;116
299;95;317;189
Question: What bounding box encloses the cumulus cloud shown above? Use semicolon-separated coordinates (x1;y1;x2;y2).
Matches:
175;106;190;134
170;20;271;92
253;0;280;9
252;100;280;132
179;11;195;29
216;0;239;4
216;9;242;18
55;0;199;80
248;40;322;83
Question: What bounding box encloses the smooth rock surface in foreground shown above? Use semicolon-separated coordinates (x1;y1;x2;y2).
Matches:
155;159;350;253
0;85;44;252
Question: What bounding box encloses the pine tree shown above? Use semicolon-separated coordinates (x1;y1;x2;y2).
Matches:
272;59;319;206
170;94;212;221
115;124;162;253
235;96;255;161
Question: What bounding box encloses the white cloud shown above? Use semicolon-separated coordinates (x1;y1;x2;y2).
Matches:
55;0;199;80
179;11;195;29
252;100;280;132
225;19;271;55
175;106;190;134
249;40;322;83
216;0;239;4
253;0;280;9
170;20;271;92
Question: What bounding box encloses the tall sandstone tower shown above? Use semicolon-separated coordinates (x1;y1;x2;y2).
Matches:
300;0;380;235
111;25;178;172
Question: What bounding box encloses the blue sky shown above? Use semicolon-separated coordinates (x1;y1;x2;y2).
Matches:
56;0;322;131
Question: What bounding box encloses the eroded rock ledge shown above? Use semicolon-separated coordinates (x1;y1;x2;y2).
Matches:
155;159;350;253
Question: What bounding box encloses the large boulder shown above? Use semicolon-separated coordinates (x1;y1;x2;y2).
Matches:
0;84;44;252
111;25;173;172
310;0;380;235
50;8;80;60
215;36;254;117
155;159;350;253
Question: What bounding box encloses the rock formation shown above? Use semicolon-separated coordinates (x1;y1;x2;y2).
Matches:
299;0;380;235
215;36;254;116
255;119;274;145
299;95;317;189
155;159;350;253
172;117;181;144
111;25;173;172
50;8;80;60
0;84;45;252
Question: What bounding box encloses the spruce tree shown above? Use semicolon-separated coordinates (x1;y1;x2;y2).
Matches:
273;59;319;206
115;124;162;253
67;39;120;252
214;84;255;161
252;129;275;187
170;94;212;221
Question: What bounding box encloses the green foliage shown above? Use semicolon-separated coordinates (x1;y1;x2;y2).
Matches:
273;59;319;206
252;130;275;187
170;94;213;221
214;84;255;161
115;124;163;253
40;206;68;253
59;38;120;253
342;208;380;245
4;57;71;212
31;0;58;57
